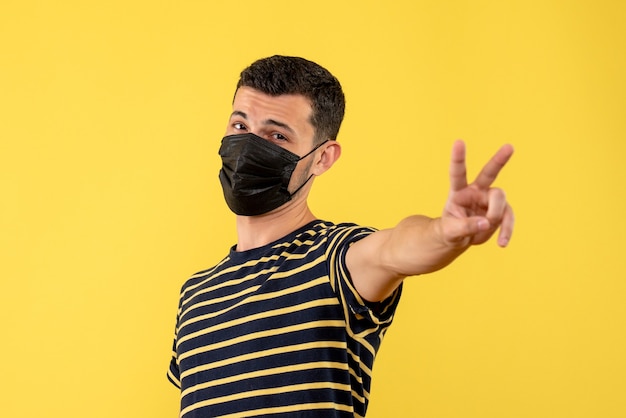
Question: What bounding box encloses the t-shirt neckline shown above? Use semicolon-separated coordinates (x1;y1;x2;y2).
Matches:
227;219;328;262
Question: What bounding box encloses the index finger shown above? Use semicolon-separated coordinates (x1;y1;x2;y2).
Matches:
474;144;514;189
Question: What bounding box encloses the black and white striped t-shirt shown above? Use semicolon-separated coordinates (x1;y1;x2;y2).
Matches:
168;220;402;418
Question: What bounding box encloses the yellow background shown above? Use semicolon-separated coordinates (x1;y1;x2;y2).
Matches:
2;0;625;417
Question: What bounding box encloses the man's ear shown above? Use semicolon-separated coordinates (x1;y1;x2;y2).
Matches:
312;140;341;176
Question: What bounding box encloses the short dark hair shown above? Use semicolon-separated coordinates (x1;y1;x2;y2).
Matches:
236;55;345;143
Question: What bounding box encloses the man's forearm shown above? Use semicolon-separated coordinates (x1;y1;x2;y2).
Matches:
382;215;470;277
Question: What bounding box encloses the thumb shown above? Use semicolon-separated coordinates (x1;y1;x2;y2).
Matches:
441;216;490;244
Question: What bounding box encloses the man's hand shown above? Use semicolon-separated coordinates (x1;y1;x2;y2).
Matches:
347;140;515;302
441;140;514;249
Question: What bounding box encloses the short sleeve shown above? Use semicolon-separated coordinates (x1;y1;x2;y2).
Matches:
326;224;402;330
166;294;183;389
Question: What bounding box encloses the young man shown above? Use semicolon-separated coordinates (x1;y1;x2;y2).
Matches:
168;55;514;417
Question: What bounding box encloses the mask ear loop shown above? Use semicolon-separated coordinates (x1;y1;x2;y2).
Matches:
297;139;329;161
289;139;330;198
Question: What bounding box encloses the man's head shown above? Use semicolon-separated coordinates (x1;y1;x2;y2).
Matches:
235;55;345;144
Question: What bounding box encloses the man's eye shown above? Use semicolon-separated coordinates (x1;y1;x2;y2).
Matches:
233;122;247;130
272;132;287;141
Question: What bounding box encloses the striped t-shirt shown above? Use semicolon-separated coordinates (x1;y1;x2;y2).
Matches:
168;220;402;418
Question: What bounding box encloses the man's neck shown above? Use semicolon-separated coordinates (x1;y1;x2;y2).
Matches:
235;200;316;252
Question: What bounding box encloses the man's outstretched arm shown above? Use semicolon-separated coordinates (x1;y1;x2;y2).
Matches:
346;140;515;302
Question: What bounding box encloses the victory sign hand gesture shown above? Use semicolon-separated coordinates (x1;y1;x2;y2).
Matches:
441;140;515;249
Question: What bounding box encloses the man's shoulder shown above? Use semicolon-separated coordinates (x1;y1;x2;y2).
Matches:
179;255;231;296
319;220;378;240
285;220;376;247
309;220;374;234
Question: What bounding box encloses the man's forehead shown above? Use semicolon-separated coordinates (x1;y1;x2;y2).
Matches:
232;87;313;121
233;87;312;107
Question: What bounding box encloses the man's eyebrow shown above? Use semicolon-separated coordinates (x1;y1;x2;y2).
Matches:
264;118;295;134
230;110;247;119
230;110;295;134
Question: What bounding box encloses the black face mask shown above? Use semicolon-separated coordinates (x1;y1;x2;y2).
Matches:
218;133;327;216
